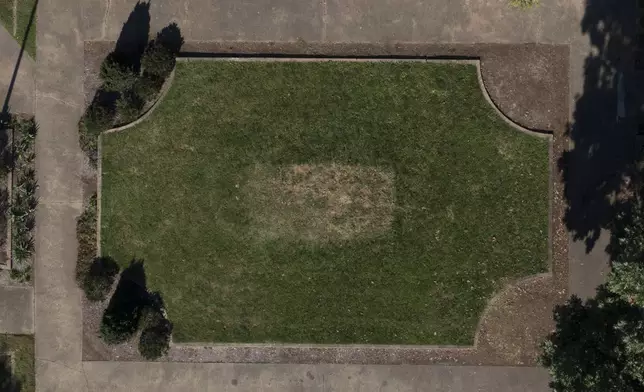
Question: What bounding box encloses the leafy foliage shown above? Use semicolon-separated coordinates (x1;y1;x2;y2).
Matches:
115;92;144;124
607;186;644;306
79;102;115;166
99;54;138;93
142;40;175;79
541;288;644;392
82;256;120;302
133;75;163;103
9;117;37;281
138;319;172;360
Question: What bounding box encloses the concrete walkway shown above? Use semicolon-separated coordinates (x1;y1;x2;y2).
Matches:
34;0;85;389
0;285;33;334
30;0;614;391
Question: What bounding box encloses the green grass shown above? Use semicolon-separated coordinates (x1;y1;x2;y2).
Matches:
101;61;549;345
0;0;36;58
0;334;34;392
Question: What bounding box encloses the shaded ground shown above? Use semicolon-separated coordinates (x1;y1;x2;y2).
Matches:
0;334;34;392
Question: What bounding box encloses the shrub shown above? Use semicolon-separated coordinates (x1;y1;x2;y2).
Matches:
10;119;37;281
133;75;163;103
541;288;644;392
138;319;172;360
82;257;120;301
75;194;97;285
79;102;114;166
100;53;139;93
141;40;175;79
100;261;147;345
115;92;144;124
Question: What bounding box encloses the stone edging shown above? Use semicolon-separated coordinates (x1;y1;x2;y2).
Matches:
91;56;562;366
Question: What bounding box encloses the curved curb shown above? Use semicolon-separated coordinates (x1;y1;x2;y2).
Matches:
474;61;552;139
103;69;176;135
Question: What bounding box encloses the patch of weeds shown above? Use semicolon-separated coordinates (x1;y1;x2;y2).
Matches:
75;194;97;286
510;0;538;8
10;116;37;282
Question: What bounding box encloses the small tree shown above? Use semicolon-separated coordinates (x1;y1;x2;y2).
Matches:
141;40;175;80
100;54;139;93
138;319;172;360
82;257;120;301
541;288;644;392
100;261;147;344
115;92;144;123
133;75;163;103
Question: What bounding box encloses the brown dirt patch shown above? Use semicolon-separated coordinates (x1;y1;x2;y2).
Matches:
476;274;562;365
245;164;395;242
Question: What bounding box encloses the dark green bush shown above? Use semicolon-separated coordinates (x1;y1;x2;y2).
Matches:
100;261;147;345
133;75;163;103
100;54;139;93
75;194;97;285
82;257;120;301
141;40;175;79
79;102;114;166
138;319;172;360
115;92;144;123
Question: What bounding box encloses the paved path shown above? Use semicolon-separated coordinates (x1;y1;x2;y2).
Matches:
34;0;85;390
82;362;550;392
0;285;33;334
31;0;616;390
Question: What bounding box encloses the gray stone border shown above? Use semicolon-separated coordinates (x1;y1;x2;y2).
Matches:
90;56;562;366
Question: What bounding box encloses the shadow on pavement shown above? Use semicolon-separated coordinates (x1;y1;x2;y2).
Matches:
560;0;638;254
0;0;38;126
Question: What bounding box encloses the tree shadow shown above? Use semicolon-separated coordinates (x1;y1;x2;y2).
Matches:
0;0;38;123
112;1;151;72
100;259;149;342
560;0;638;253
0;350;21;392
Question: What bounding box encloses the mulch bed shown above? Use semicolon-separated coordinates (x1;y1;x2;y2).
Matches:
81;41;570;366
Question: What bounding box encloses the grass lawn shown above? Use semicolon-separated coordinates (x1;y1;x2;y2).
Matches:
0;0;36;58
101;60;549;345
0;334;34;392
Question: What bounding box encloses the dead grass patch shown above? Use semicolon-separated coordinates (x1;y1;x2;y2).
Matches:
244;164;395;242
